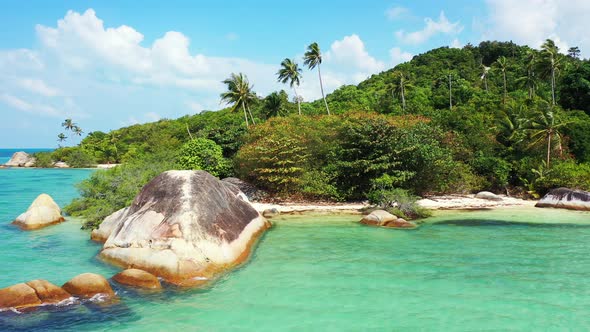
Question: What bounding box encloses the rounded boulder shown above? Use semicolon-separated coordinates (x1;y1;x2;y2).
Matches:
13;194;65;230
62;273;115;298
112;269;161;289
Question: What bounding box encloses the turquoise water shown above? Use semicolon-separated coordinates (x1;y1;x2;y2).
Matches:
1;168;590;331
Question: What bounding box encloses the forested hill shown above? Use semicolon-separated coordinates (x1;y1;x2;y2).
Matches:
54;40;590;228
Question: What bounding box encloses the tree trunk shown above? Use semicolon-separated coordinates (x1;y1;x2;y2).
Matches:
294;87;301;115
551;65;556;105
546;130;552;167
241;103;250;127
503;71;507;104
318;64;330;115
401;78;406;112
247;105;256;125
484;76;488;92
449;75;452;110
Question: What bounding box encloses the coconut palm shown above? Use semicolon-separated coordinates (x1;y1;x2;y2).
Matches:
277;58;303;115
516;51;538;99
390;71;413;112
496;101;527;146
303;42;330;115
494;56;509;104
263;92;285;118
62;118;75;131
539;39;563;106
220;73;257;127
525;102;570;167
57;133;67;147
73;126;83;137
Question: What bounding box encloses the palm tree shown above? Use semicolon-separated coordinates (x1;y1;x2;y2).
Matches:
277;58;303;115
57;133;67;147
539;39;563;106
525;102;570;167
390;71;413;112
303;42;330;115
62;118;75;131
567;46;581;59
480;64;490;92
516;51;538;99
263;92;285;118
220;73;257;127
494;56;509;104
496;101;527;146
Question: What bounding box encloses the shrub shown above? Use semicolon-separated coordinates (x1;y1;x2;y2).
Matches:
533;160;590;195
33;151;54;168
367;186;431;220
177;138;231;177
471;154;511;191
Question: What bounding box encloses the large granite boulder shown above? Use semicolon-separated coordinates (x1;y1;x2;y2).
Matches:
360;210;417;229
91;207;129;243
5;151;35;167
536;188;590;211
112;269;161;289
222;177;267;202
61;273;115;299
100;170;271;285
13;194;65;230
475;191;503;201
0;280;71;310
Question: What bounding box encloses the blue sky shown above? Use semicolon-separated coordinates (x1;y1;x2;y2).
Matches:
0;0;587;147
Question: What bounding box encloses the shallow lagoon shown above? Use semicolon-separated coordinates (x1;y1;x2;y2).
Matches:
1;168;590;331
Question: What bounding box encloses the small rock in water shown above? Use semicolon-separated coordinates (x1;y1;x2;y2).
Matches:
112;269;161;289
62;273;115;299
262;208;280;218
360;210;417;229
12;193;65;230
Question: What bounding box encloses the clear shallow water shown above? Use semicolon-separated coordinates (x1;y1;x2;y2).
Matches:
1;168;590;331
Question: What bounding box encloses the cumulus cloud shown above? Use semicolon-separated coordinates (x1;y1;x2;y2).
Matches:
326;34;385;74
484;0;590;55
389;47;413;65
385;6;409;20
396;11;462;44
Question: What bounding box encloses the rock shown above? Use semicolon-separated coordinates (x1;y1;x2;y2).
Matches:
262;208;280;218
62;273;115;298
13;194;65;230
222;177;267;202
360;210;417;229
25;280;71;304
360;210;397;226
382;218;418;229
5;151;35;167
536;188;590;211
100;170;271;285
475;191;503;201
24;161;36;167
112;269;161;289
53;161;70;168
0;283;42;310
91;207;129;243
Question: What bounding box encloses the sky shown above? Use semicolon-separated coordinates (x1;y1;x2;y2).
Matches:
0;0;588;148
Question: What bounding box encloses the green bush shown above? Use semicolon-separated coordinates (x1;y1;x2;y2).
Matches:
533;161;590;195
367;186;431;220
33;151;54;168
472;154;511;191
177;138;231;177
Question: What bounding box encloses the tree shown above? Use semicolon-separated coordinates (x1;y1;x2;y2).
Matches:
277;58;303;115
220;73;257;127
568;46;581;59
517;51;538;99
263;91;286;118
177;138;229;177
304;42;330;115
57;133;67;147
390;71;413;112
525;102;570;167
494;56;509;104
539;39;563;106
62;118;75;131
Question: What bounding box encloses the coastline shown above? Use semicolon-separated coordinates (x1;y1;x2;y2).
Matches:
251;194;537;216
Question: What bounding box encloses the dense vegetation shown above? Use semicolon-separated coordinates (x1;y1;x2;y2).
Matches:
61;40;590;228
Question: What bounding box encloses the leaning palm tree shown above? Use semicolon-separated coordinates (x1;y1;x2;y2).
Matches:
390;71;413;112
539;39;563;106
525;102;570;167
221;73;257;127
57;133;67;147
303;42;330;115
62;118;75;131
277;58;303;115
494;56;509;104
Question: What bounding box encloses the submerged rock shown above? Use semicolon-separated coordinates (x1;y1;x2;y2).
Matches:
91;207;129;243
5;151;35;167
475;191;503;201
13;194;65;230
0;280;71;310
100;170;271;285
360;210;417;229
536;188;590;211
112;269;161;289
61;273;115;299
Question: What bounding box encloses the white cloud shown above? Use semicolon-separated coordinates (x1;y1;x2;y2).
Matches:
385;6;408;20
396;11;463;44
484;0;590;56
327;34;385;73
0;93;62;117
389;47;413;65
17;78;60;97
450;38;463;49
